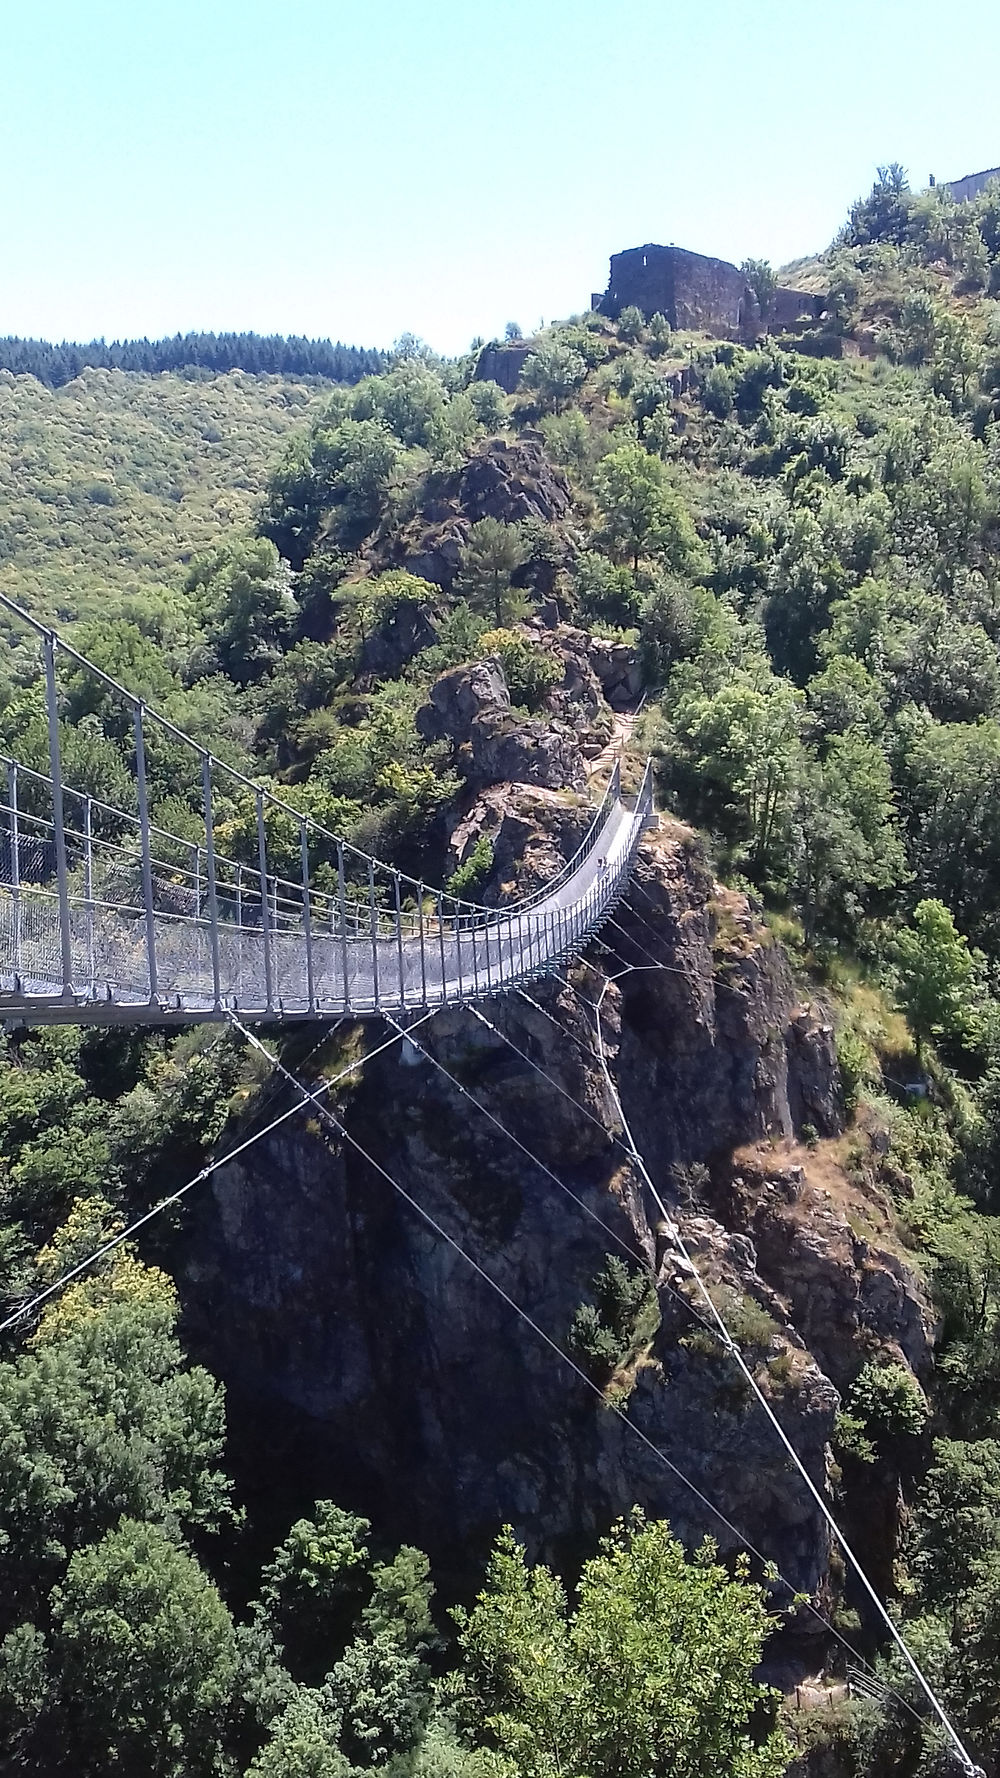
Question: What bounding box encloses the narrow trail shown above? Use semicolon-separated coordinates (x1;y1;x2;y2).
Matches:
586;703;643;779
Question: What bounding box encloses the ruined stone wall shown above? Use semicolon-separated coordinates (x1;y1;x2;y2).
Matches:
599;243;758;339
771;286;824;327
473;343;532;394
945;165;1000;203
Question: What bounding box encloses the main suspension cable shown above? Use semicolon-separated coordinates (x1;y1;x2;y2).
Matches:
465;975;980;1772
227;1012;930;1737
582;965;980;1777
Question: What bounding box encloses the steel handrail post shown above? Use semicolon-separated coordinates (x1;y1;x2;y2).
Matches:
256;790;275;1013
437;893;447;1003
133;705;159;1004
368;859;380;1013
201;752;222;1010
453;898;465;1000
469;908;480;998
300;820;315;1013
417;884;428;1006
83;795;95;993
337;841;351;1012
483;911;494;994
393;872;405;1009
43;633;74;998
7;761;21;979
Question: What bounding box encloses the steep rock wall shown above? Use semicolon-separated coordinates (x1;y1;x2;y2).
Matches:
178;808;929;1618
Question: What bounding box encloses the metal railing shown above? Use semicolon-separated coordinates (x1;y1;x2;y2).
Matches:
0;591;654;1024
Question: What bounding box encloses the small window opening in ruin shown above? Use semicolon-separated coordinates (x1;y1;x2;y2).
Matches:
642;254;647;268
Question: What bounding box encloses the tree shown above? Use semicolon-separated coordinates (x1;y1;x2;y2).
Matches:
466;379;507;432
844;163;913;247
47;1519;239;1778
594;443;703;574
479;629;560;712
452;1513;788;1778
647;311;672;355
518;339;587;412
793;733;907;941
909;1439;1000;1625
326;1628;431;1766
670;675;804;873
456;520;532;625
245;1689;351;1778
186;537;298;682
617;305;645;343
895;898;976;1059
740;258;777;323
258;1501;372;1684
0;1246;230;1632
893;719;1000;948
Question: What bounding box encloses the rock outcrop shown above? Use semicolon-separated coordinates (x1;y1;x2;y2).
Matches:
417;658;588;792
394;440;573;590
586;632;643;711
177;804;926;1622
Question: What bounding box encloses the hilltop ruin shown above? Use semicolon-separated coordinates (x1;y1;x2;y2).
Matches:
592;242;820;340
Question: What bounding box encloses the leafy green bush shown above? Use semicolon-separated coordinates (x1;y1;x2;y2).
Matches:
835;1361;928;1465
479;628;561;711
567;1256;656;1382
447;835;494;898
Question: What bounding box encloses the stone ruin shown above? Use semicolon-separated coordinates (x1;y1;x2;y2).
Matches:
591;242;820;340
942;165;1000;203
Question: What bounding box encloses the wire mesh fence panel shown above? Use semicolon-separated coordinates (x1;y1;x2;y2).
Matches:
0;590;654;1023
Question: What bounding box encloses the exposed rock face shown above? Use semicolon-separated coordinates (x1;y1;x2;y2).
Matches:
395;441;573;589
458;440;572;528
542;628;611;745
446;783;593;898
585;632;643;711
417;659;588;792
358;595;437;679
473;343;532;395
177;801;929;1622
712;1146;934;1392
182;963;839;1601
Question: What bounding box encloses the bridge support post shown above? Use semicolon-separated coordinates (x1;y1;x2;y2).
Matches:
43;633;74;1000
368;860;380;1013
393;872;405;1008
133;705;159;1005
83;796;95;992
437;894;447;1003
256;791;274;1013
336;842;351;1012
201;752;222;1011
300;820;315;1013
6;762;21;980
417;883;428;1006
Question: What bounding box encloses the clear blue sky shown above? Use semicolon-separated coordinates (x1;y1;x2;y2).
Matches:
3;0;999;356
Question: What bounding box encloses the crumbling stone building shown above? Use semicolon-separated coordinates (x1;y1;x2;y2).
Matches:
943;165;1000;203
592;242;820;340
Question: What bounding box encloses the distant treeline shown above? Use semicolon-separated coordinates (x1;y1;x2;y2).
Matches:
0;331;386;388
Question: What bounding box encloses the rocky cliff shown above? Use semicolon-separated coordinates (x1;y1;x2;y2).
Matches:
178;783;932;1624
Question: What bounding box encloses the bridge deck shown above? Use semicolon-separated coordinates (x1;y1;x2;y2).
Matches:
0;769;651;1025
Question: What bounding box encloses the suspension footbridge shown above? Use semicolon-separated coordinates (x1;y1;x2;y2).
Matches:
0;592;653;1025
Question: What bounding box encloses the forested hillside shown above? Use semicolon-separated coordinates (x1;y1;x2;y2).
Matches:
3;165;1000;1776
0;332;384;389
0;368;332;625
